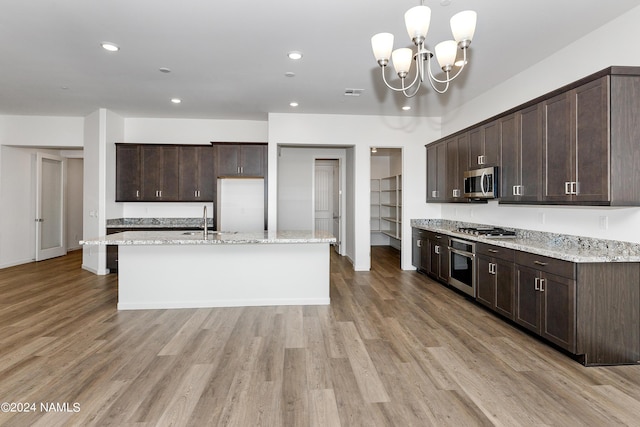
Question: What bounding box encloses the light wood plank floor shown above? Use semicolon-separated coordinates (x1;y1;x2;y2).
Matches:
1;247;640;426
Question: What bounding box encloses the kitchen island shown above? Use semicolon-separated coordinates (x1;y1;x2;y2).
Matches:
81;230;336;310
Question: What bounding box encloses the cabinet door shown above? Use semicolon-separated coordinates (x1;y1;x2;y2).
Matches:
426;143;446;202
574;77;610;203
494;259;515;319
468;127;483;169
540;272;576;352
519;104;543;202
179;146;200;201
500;114;518;201
115;144;141;201
456;133;469;200
141;146;179;201
515;265;541;334
446;134;468;201
411;231;421;269
216;145;240;176
482;120;500;167
438;245;449;283
543;93;573;202
476;256;495;308
240;145;266;176
179;146;214;201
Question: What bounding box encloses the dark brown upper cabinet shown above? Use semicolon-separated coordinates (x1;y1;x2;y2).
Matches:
116;143;214;202
445;133;469;202
428;66;640;206
469;119;500;169
178;145;215;201
500;105;543;203
426;141;447;202
116;144;141;201
140;145;180;201
215;143;266;177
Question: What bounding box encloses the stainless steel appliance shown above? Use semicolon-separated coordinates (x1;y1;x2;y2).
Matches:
463;166;498;199
457;226;516;238
448;237;475;297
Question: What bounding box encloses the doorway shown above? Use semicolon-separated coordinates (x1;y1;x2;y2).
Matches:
314;159;341;254
370;147;402;263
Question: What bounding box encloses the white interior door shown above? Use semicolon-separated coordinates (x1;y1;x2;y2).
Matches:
331;160;341;254
314;164;333;233
35;153;66;261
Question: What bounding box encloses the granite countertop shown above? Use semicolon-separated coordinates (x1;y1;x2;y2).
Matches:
107;218;213;229
81;230;336;246
411;219;640;263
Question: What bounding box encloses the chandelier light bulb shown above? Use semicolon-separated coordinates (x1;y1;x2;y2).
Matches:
450;10;477;46
404;5;431;44
435;40;458;71
371;33;394;65
392;48;413;77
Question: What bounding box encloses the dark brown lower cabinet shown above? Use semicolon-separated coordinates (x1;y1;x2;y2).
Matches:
412;228;640;365
477;255;515;320
515;265;576;352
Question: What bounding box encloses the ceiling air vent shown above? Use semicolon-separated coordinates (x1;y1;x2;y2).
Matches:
344;88;364;97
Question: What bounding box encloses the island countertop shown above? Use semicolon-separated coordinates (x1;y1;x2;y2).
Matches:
81;230;336;246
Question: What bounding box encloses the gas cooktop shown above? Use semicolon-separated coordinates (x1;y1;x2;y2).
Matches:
457;227;516;238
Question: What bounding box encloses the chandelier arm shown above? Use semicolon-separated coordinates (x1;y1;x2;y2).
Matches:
381;67;414;92
424;57;451;94
426;48;468;84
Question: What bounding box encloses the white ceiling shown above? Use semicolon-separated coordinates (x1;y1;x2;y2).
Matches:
1;0;638;120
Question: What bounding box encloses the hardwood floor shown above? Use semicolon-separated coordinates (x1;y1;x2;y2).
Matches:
1;247;640;426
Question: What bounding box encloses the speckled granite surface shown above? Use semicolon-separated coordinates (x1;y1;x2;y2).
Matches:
410;219;640;263
107;218;214;228
81;230;336;246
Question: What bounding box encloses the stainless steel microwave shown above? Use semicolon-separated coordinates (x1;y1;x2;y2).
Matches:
463;167;498;199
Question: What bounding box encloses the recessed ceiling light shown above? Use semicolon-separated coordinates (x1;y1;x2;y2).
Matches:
159;67;172;73
285;71;295;77
402;106;411;111
287;51;303;60
171;98;181;104
101;42;120;52
289;102;299;107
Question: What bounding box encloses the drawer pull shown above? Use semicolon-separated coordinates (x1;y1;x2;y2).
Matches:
534;261;548;266
488;249;499;253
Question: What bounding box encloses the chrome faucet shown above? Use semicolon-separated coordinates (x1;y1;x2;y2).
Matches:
203;205;208;239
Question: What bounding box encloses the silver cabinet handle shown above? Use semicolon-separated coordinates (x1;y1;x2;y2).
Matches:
478;155;486;165
435;245;440;254
417;240;422;248
136;190;140;198
539;278;545;292
452;189;461;197
571;181;578;195
533;261;548;266
565;181;571;195
534;277;540;291
488;249;499;253
513;185;518;196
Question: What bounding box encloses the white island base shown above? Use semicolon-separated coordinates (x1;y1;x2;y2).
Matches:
117;242;330;310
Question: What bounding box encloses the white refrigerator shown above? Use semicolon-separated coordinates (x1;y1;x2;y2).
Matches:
216;178;265;232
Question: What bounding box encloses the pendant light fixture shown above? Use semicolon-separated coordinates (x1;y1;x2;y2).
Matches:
371;1;477;98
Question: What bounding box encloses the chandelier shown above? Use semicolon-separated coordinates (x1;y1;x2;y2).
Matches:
371;2;477;98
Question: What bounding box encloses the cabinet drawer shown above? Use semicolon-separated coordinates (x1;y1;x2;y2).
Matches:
476;242;515;262
515;251;575;279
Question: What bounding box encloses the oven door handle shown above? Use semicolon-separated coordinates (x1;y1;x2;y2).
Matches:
449;247;475;258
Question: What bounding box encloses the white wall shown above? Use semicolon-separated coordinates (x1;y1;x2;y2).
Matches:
438;5;640;244
268;113;441;270
277;146;347;231
0;115;84;268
